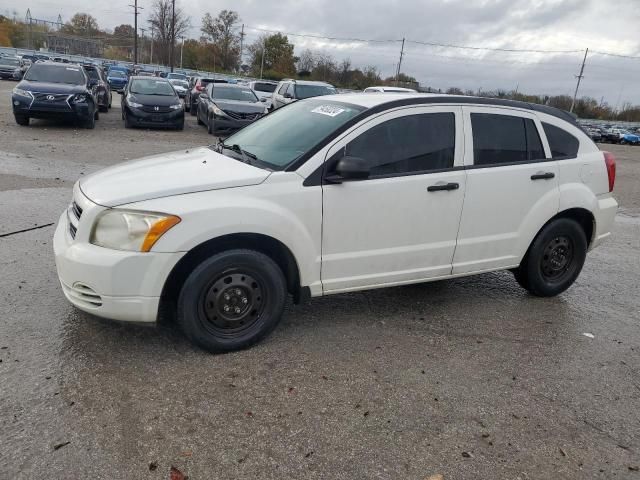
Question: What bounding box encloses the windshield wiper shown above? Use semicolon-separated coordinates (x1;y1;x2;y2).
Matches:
216;139;257;165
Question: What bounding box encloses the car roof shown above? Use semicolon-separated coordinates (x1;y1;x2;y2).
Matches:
283;79;334;86
129;75;169;81
320;93;578;125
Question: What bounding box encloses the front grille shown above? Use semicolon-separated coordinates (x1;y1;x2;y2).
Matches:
140;105;173;113
223;110;261;121
32;93;71;110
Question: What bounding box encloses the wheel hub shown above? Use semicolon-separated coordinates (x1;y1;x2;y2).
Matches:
203;272;263;330
541;236;573;279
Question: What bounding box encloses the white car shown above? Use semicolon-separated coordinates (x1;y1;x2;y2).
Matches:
247;80;278;109
364;86;417;93
54;93;618;353
271;79;336;110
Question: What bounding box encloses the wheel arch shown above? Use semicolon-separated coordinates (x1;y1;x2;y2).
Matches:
159;233;306;323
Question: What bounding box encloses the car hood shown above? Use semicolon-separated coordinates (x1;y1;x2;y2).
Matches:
212;99;265;113
129;92;180;106
80;147;271;207
16;80;86;94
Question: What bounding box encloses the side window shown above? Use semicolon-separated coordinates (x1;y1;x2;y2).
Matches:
471;113;545;165
542;122;579;159
286;83;295;97
278;83;288;95
343;112;456;177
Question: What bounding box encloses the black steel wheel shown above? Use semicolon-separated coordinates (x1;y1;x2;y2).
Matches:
177;249;287;353
514;218;587;297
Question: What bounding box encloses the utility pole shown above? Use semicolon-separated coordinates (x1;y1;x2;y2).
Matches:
169;0;176;72
180;36;185;69
150;26;154;65
238;23;245;73
570;48;588;114
260;39;265;79
140;28;146;63
129;0;143;66
395;38;405;86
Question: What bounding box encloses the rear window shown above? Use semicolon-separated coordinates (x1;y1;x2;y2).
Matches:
84;68;100;80
24;64;86;84
253;82;277;93
211;86;258;102
295;84;337;99
471;113;546;165
1;58;20;66
542;123;579;159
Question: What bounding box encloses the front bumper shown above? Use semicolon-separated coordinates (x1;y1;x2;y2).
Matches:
126;106;184;128
12;94;93;121
53;207;185;323
213;114;262;133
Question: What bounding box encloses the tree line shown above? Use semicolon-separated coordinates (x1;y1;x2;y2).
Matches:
1;6;640;121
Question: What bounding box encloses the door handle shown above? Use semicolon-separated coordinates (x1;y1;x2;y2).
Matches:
531;172;555;180
427;182;459;192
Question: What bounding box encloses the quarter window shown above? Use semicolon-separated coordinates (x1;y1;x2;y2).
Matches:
542;122;580;159
343;112;456;176
278;83;289;95
471;113;546;165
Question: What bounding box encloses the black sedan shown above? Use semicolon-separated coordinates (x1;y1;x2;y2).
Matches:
12;61;99;128
121;76;184;130
197;84;268;135
82;64;112;112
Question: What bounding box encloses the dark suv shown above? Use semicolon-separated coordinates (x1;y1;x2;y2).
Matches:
12;62;99;128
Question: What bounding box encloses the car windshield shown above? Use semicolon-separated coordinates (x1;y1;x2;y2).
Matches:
24;64;85;84
1;58;20;66
167;73;187;80
253;82;277;93
212;86;259;102
170;79;188;88
109;70;126;78
295;84;337;99
130;78;175;96
218;99;365;170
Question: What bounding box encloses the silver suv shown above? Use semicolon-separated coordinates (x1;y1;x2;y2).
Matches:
271;79;336;110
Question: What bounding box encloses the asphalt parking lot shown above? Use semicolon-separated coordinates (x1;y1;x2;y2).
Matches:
1;79;639;480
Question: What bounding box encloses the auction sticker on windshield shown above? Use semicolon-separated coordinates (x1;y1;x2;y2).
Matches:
311;105;346;117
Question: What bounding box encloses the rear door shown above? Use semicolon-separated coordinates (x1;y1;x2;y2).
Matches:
453;107;559;274
321;106;466;293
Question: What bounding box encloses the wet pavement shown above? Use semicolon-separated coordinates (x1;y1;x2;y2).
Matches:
1;81;639;479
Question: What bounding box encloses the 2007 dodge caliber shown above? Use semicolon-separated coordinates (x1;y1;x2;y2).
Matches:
54;94;618;353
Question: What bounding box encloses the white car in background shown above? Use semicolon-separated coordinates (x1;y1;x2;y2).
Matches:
169;79;189;98
364;86;417;93
248;80;278;109
54;93;617;353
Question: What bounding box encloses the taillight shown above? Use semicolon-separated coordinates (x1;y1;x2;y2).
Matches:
196;85;203;92
603;151;616;192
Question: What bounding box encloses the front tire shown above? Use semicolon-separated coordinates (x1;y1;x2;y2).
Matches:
177;249;287;353
514;218;587;297
207;114;214;134
15;114;29;126
124;111;134;129
84;111;96;129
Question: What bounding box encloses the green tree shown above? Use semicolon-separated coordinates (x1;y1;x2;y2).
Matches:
61;13;99;37
201;10;240;71
248;33;295;77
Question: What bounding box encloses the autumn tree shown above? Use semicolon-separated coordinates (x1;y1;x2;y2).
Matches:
201;10;240;72
61;13;99;37
147;0;190;65
248;33;296;77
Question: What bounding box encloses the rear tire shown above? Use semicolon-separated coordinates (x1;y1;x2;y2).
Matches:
99;104;108;113
190;100;197;116
14;114;29;126
184;98;190;112
177;249;287;353
514;218;587;297
197;109;204;125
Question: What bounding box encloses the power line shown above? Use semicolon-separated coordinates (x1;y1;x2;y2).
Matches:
406;39;583;54
590;50;640;60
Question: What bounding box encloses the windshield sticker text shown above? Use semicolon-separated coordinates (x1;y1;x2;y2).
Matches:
311;105;345;117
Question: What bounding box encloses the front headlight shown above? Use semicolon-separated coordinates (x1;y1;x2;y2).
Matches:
212;105;228;117
170;103;183;110
13;87;32;98
72;94;87;103
90;210;181;252
127;95;142;108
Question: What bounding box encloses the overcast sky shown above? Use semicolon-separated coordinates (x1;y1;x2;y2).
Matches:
6;0;640;105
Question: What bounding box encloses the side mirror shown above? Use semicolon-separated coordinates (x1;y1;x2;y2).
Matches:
260;97;267;102
283;92;293;99
327;156;370;183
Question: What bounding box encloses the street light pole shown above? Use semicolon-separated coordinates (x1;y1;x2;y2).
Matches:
180;36;185;69
169;0;175;72
260;40;265;79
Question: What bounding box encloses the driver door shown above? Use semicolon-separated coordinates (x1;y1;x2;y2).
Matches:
321;106;466;293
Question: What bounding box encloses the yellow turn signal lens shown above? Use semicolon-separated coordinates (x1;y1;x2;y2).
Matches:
140;215;181;252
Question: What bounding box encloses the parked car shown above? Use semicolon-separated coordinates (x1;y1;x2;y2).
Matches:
82;64;112;112
169;78;189;98
197;83;268;135
271;79;336;110
167;72;188;81
585;127;602;142
185;77;228;115
618;130;640;145
0;56;25;80
603;128;640;144
247;80;278;109
363;86;417;93
106;69;128;93
121;76;184;130
53;94;617;353
12;61;99;128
